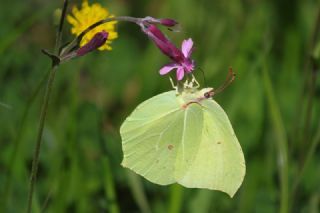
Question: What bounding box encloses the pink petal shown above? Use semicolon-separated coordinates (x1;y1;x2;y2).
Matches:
181;38;193;58
148;24;168;43
147;25;184;62
176;67;185;80
159;63;179;75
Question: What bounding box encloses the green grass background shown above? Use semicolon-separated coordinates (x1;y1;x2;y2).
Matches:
0;0;319;212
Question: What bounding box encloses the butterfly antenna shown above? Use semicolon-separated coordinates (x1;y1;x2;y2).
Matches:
210;67;236;96
198;67;208;87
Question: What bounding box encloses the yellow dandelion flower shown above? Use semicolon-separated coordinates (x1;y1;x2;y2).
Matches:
67;0;118;51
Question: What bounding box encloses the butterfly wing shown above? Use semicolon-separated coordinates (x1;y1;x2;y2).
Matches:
120;91;245;197
121;91;182;184
121;91;205;185
176;99;245;197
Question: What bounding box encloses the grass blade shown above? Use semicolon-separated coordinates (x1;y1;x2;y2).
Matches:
262;64;289;213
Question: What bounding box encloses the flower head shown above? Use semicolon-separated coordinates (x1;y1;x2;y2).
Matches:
67;0;118;51
140;23;195;80
159;38;195;80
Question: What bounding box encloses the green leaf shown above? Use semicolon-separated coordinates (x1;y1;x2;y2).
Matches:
120;89;246;197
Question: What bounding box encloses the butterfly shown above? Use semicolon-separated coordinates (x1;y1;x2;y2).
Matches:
120;68;245;197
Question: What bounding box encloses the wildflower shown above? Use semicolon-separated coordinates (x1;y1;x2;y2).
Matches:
140;23;195;80
67;0;118;51
159;38;195;80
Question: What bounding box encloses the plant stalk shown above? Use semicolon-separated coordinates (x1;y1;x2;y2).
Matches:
26;65;57;213
26;1;68;212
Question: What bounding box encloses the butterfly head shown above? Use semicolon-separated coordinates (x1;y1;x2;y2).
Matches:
200;88;214;99
199;68;236;99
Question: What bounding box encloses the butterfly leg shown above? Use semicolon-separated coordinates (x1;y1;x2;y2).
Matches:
183;75;196;89
191;74;200;88
183;79;191;88
169;77;178;92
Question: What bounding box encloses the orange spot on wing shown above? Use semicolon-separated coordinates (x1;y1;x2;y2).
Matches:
181;101;201;109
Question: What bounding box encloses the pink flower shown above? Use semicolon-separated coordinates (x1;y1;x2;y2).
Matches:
159;38;195;80
141;23;195;80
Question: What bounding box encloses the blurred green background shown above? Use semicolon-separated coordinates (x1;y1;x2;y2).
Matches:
1;0;320;212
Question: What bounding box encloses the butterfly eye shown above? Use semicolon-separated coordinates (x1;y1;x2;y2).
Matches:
204;92;211;99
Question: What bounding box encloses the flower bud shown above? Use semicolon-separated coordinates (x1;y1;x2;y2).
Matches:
76;31;108;56
160;19;178;27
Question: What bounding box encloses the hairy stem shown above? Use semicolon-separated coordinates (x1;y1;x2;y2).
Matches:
26;66;57;213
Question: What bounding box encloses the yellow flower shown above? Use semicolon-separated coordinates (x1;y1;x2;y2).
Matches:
67;0;118;51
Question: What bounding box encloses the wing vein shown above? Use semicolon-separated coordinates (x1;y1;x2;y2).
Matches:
181;108;188;161
122;108;180;134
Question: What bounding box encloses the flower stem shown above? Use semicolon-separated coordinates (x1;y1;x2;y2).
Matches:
26;1;68;212
78;16;140;40
55;0;68;54
61;16;141;56
26;65;57;213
